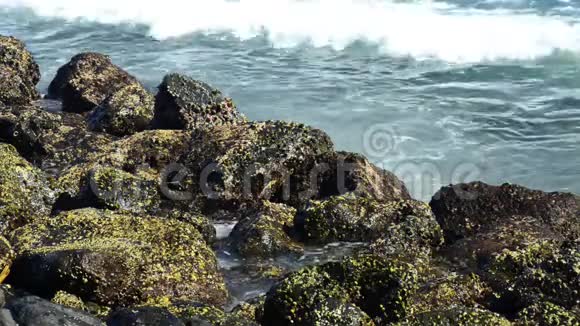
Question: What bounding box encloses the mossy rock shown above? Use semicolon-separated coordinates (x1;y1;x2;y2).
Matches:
185;120;335;209
396;307;511;326
304;298;376;326
487;240;580;313
317;151;411;202
8;208;227;308
0;66;37;106
47;52;139;113
515;302;580;326
163;209;217;245
0;35;40;97
0;104;115;175
55;164;160;214
430;182;580;243
298;194;434;244
51;290;87;312
144;300;258;326
0;236;13;284
231;296;265;324
263;254;418;325
153;73;246;130
0;143;55;235
107;306;184;326
229;201;303;258
88;83;155;136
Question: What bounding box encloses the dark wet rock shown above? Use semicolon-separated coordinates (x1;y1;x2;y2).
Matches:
0;35;40;100
47;53;139;113
0;105;115;175
263;254;418;325
317;151;411;202
153;73;246;130
229;201;303;258
297;194;435;244
142;302;258;326
0;67;37;106
107;307;184;326
88;83;155;137
6;296;103;326
185;120;334;209
0;143;55;236
304;298;375;326
486;240;580;313
55;165;160;214
515;301;580;326
396;307;511;326
8;208;227;308
430;181;580;243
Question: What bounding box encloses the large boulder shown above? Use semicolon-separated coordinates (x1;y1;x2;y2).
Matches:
185;120;335;209
297;195;436;244
0;67;37;106
430;182;580;243
228;201;302;258
6;296;103;326
153;73;246;130
0;104;115;174
515;301;580;326
263;254;418;325
47;53;139;113
0;35;39;102
8;208;227;307
0;143;55;235
88;83;155;136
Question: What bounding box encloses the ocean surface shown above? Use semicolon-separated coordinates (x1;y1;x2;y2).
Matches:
1;0;580;201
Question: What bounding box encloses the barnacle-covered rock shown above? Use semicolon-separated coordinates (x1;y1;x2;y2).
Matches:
0;35;40;99
51;291;87;312
163;210;216;245
88;83;155;136
304;298;375;326
0;143;55;235
0;104;114;174
8;208;227;307
185;120;335;209
396;307;511;326
486;240;580;313
0;66;37;106
229;201;302;258
297;194;434;244
47;53;139;113
263;254;418;325
515;301;580;326
153;73;246;130
430;182;580;242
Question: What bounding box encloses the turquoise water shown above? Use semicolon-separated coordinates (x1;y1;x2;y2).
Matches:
1;0;579;200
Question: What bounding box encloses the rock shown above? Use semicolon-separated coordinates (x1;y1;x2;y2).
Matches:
142;301;258;326
52;291;88;312
229;201;303;258
6;296;103;326
304;298;375;326
163;210;216;245
0;309;16;326
0;143;55;236
47;53;139;113
317;151;411;202
0;67;37;106
153;73;245;130
430;182;580;243
8;208;227;307
0;237;13;284
263;254;418;325
297;194;435;244
396;307;511;326
88;83;155;137
185;120;335;210
55;165;160;214
486;240;580;313
0;36;40;98
0;104;115;175
515;302;580;326
231;296;265;324
107;307;184;326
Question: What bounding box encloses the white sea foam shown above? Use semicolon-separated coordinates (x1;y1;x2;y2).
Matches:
1;0;580;62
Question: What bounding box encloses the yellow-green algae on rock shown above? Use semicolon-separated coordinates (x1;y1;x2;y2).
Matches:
396;307;512;326
0;35;40;103
0;143;55;235
8;208;227;308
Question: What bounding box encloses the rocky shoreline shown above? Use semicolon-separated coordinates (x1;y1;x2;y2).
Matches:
0;35;578;325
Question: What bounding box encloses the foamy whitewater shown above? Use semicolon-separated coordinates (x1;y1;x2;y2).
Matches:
1;0;579;200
